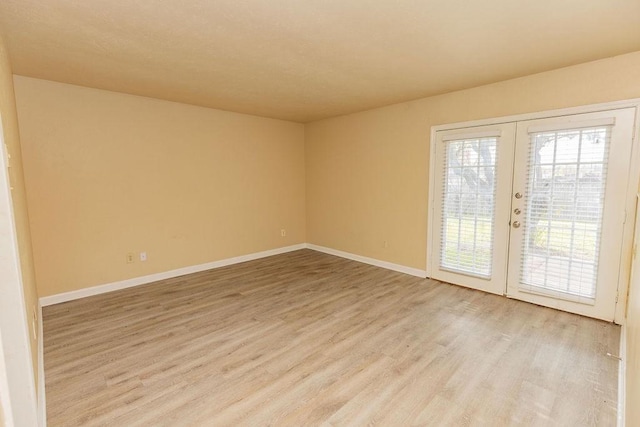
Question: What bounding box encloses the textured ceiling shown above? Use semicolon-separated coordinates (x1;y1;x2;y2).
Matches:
1;1;639;123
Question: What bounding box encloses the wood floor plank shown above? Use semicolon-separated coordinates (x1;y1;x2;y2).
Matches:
43;249;620;426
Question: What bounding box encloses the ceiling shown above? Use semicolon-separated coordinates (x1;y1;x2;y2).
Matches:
1;1;639;123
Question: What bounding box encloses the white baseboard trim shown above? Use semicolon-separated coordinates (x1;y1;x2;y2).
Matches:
39;244;307;307
37;302;46;427
306;244;427;278
33;241;424;427
618;323;626;427
39;243;428;307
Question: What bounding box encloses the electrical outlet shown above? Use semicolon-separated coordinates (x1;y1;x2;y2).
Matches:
383;240;389;248
140;251;147;261
126;252;135;264
280;229;286;237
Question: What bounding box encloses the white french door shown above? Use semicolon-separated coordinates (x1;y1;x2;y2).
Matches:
431;108;636;320
507;109;635;319
431;123;516;295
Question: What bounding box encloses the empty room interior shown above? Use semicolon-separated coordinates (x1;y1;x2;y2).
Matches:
2;1;640;426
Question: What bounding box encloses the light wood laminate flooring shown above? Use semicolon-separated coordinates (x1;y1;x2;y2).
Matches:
43;249;620;426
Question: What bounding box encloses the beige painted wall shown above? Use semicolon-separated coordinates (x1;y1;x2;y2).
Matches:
14;76;306;297
305;51;640;270
306;50;640;424
0;34;39;389
11;47;640;423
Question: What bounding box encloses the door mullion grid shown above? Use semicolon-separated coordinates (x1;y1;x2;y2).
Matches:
566;130;584;294
456;144;463;268
541;132;559;290
472;142;480;270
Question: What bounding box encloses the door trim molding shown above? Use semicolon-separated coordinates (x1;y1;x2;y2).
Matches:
0;118;38;426
427;98;640;324
429;98;640;135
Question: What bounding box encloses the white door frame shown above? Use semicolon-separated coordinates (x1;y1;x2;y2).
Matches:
427;98;640;324
0;119;39;426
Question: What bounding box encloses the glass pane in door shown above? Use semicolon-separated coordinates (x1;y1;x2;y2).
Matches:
520;126;610;302
441;137;497;278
